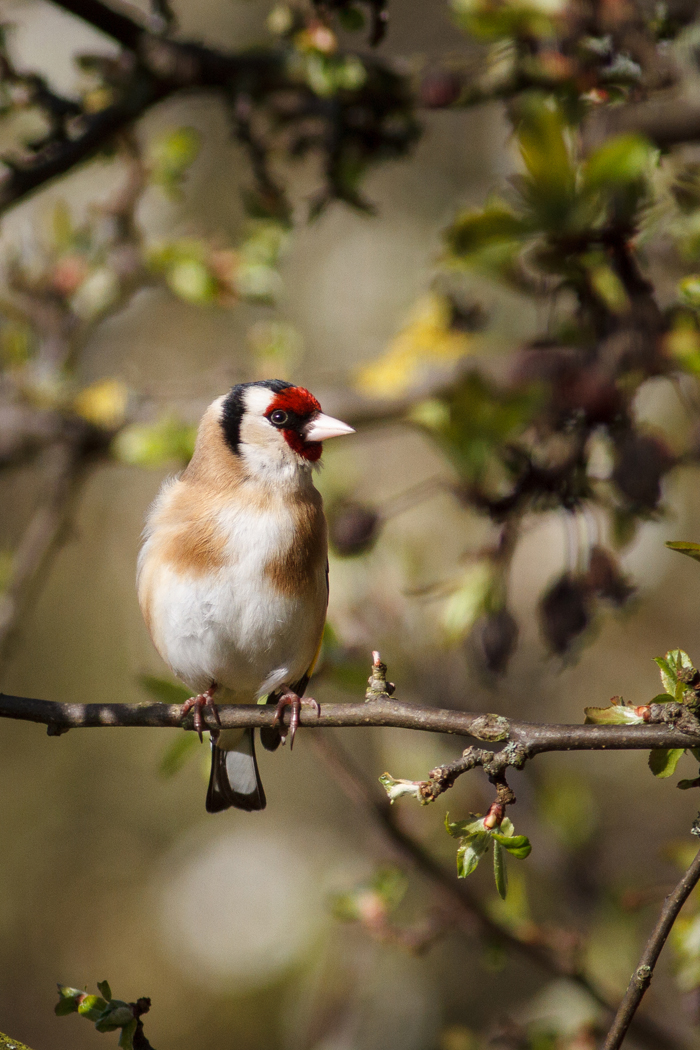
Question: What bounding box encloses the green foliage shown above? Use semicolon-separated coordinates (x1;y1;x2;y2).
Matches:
378;772;422;803
445;813;531;897
648;748;686;778
447;96;655;278
584;697;647;725
654;649;694;701
148;127;200;198
111;417;196;468
411;374;542;485
450;0;563;43
666;541;700;563
331;866;408;922
55;984;152;1050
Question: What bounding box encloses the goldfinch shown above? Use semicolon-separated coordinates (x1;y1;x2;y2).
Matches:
137;380;354;812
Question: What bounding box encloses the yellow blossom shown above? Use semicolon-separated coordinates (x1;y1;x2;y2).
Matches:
73;378;128;430
356;294;473;398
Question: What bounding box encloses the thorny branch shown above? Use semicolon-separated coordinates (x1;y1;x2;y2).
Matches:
602;843;700;1050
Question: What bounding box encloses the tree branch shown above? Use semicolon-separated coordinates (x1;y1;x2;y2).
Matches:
584;96;700;152
603;842;700;1050
311;732;690;1050
1;689;700;753
0;438;97;671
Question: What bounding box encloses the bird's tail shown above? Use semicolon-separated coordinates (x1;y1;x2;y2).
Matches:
206;727;266;813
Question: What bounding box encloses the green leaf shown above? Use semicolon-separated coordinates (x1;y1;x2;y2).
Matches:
584;704;645;724
95;1003;134;1032
378;773;421;803
499;816;515;837
139;675;191;704
97;981;112;1002
582;134;653;193
149;127;200;198
159;732;201;777
654;656;675;695
493;839;508;899
447;204;527;258
648;748;686;778
679;277;700;309
655;650;694;699
456;833;490;878
118;1018;138;1050
55;987;81;1016
666;541;700;563
492;832;532;858
444;811;485;838
77;995;107;1022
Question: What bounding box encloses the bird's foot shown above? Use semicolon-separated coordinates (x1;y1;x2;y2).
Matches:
181;684;221;742
273;692;320;750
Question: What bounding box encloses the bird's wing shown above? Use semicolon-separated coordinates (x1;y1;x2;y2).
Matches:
260;560;328;751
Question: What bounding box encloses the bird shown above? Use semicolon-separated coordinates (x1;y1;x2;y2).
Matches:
137;380;354;812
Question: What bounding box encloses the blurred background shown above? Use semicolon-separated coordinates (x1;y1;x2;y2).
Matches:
2;0;700;1048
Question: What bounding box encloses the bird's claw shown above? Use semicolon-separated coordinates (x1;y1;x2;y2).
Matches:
273;692;320;750
181;685;220;742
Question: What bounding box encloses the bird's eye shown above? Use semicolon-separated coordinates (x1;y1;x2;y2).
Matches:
270;410;288;426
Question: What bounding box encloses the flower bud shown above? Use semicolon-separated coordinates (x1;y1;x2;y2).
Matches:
539;573;591;654
612;432;674;510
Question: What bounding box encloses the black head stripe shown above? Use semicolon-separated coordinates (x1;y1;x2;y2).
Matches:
220;379;292;455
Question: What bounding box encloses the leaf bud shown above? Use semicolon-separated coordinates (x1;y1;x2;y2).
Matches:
419;71;463;109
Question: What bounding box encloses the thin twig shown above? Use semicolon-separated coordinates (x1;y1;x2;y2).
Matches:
0;440;93;671
603;844;700;1050
311;732;690;1050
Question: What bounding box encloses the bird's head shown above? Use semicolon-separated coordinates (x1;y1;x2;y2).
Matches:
212;380;354;481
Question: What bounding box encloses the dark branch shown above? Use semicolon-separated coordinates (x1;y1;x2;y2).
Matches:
312;732;689;1050
2;691;700;753
603;843;700;1050
50;0;148;49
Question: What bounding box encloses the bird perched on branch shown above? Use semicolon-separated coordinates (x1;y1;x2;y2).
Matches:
137;380;354;812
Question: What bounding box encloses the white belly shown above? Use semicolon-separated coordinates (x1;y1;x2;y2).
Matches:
138;499;327;702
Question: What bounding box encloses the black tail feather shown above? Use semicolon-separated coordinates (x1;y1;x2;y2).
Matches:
206;728;266;813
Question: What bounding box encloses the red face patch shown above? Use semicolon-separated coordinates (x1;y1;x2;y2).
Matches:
266;386;323;462
268;387;321;417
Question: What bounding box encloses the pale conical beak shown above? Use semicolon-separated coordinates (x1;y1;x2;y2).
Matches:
304;412;355;442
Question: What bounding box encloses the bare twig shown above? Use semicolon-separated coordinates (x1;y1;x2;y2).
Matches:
311;732;690;1050
603;843;700;1050
0;0;415;216
0;438;95;671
